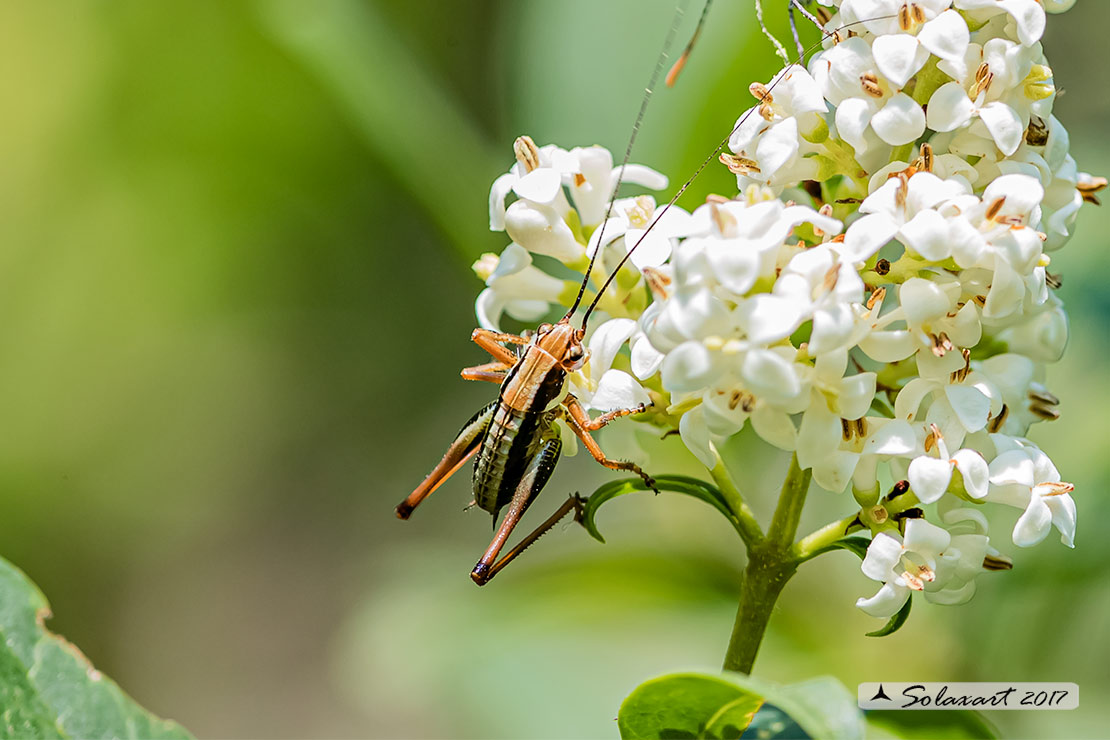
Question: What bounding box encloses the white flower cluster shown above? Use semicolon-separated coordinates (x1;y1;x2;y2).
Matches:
479;1;1099;621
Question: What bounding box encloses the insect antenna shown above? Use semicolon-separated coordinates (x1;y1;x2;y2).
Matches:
579;11;896;330
666;0;714;88
561;0;700;326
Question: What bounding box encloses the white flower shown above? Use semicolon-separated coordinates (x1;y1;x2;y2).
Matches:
727;69;827;190
987;438;1076;547
955;0;1046;47
857;519;986;618
472;245;568;331
568;317;651;412
906;425;990;503
927;38;1048;156
812;37;927;150
587;195;694;270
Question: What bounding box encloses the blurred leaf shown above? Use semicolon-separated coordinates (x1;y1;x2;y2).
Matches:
581;475;742;543
618;673;762;739
865;597;912;638
0;557;190;739
799;536;871;563
618;672;864;740
258;0;502;265
865;709;998;739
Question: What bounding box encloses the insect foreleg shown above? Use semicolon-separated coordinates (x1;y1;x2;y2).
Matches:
562;401;659;493
471;494;586;586
471;328;529;365
461;361;510;384
471;433;562;585
395;401;497;520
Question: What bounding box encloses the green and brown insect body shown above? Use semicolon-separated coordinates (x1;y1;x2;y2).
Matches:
396;321;656;585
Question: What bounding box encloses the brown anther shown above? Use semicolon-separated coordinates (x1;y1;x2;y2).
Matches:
741;393;755;413
924;433;936;454
815;6;833;24
813;204;834;238
894;172;911;208
910;3;926;23
1078;175;1108;205
1040;481;1075;496
749;82;773;103
950;348;972;384
706;193;730;204
855;417;867;438
830;233;846;243
822;263;840;293
642;267;672;301
729;390;744;411
860;72;884;98
513;135;540;172
983;553;1014;571
875;258;891;276
719;152;761;175
1029;388;1060;406
920;142;934;173
573;172;587;187
972;294;987;307
1026;117;1049;147
1045;271;1062;290
897;4;913;31
985;196;1007;221
866;286;887;311
987;403;1009;433
841;418;853;441
758;102;775;121
1028;387;1061;421
930;332;954;357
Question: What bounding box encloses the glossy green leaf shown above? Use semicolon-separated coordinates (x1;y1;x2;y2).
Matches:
618;673;762;739
581;475;741;543
865;709;998;739
618;672;864;740
0;557;191;739
866;595;913;638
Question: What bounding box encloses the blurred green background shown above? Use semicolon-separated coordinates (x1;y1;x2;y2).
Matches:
0;1;1106;737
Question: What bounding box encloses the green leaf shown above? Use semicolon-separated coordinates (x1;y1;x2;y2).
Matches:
0;557;191;739
618;672;864;740
618;673;762;739
866;595;912;638
580;475;741;543
865;709;999;739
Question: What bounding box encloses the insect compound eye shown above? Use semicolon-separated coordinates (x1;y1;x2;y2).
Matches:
564;344;588;371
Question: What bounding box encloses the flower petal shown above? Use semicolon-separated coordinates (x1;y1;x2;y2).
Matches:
871;93;927;146
909;455;954;503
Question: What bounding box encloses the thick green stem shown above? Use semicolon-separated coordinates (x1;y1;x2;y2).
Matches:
722;454;811;673
723;549;796;674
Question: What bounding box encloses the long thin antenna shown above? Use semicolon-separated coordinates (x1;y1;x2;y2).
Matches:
666;0;714;88
579;14;896;329
561;0;697;325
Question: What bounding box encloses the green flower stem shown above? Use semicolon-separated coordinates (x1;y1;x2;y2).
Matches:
722;454;811;674
708;445;764;548
793;513;864;561
793;488;923;560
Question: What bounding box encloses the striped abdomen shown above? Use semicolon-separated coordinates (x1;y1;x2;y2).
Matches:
472;403;549;515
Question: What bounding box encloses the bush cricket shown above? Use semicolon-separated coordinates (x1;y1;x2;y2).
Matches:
395;2;880;585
